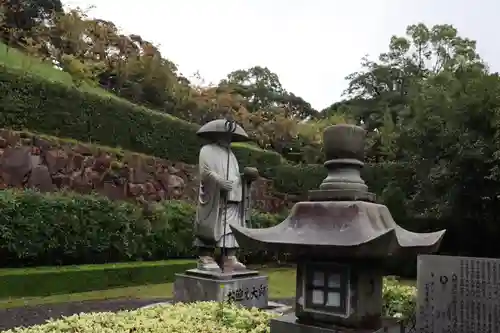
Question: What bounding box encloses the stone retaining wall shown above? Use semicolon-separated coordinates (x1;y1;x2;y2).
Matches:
0;130;298;213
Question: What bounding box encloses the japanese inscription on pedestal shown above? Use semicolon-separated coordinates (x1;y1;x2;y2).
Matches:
226;284;267;302
416;255;500;333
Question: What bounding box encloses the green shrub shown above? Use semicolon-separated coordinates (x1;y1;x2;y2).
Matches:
240;212;291;264
0;67;283;169
261;164;326;195
0;189;151;266
0;302;277;333
383;277;417;320
261;162;412;196
0;189;284;268
232;143;283;171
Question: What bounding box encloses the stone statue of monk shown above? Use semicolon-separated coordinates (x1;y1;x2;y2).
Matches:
193;119;258;272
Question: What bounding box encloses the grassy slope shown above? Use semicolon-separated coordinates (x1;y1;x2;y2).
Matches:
0;260;296;309
0;43;270;155
0;43;189;123
0;43;112;98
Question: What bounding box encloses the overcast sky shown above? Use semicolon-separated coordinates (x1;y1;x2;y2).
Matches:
64;0;498;110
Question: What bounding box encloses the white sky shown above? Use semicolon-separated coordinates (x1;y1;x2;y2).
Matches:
64;0;499;110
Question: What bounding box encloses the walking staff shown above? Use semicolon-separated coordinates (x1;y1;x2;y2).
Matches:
221;119;237;273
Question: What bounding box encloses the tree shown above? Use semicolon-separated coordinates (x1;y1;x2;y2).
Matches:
0;0;63;47
44;9;188;108
220;66;284;113
220;66;318;119
278;92;317;119
340;23;484;131
346;23;500;258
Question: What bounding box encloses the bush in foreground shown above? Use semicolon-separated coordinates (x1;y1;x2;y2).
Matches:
1;302;277;333
1;281;416;333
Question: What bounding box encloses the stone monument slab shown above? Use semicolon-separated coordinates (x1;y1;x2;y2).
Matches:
173;271;268;309
416;254;500;333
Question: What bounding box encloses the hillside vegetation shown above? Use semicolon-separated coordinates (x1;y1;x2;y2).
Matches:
3;1;500;268
0;43;285;168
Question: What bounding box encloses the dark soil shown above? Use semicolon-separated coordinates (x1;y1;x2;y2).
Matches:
0;298;295;331
0;298;170;331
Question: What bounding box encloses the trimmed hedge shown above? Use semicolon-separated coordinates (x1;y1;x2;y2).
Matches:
261;161;414;197
0;260;195;298
0;67;283;169
0;189;285;268
261;164;326;195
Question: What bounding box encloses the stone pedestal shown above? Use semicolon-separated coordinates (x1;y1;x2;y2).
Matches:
271;314;403;333
173;269;269;309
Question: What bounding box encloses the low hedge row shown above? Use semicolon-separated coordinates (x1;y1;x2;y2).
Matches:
0;67;283;169
0;260;195;299
0;189;285;268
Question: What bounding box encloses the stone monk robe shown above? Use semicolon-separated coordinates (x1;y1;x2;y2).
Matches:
193;119;259;272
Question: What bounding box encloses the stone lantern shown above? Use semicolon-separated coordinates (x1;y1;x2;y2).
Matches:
230;124;446;333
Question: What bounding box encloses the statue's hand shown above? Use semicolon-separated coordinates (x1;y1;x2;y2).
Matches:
220;179;233;191
242;167;259;182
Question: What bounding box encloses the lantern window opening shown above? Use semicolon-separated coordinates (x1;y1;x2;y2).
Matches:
303;262;351;317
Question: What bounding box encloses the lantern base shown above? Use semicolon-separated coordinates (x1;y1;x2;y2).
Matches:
271;314;402;333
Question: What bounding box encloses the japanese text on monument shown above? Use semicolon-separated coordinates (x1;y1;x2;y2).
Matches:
417;255;500;333
227;284;267;302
